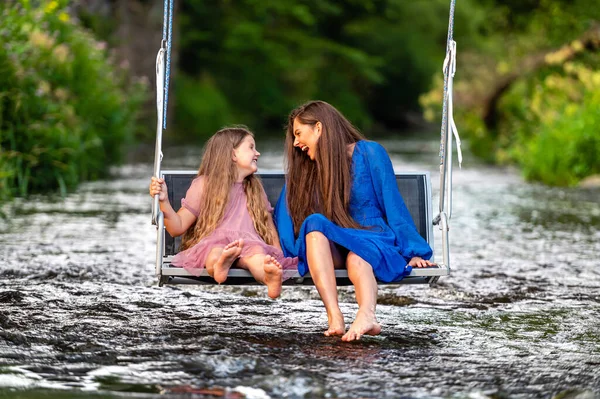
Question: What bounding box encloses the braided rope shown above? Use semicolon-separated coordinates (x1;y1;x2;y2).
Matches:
162;0;174;130
439;0;456;164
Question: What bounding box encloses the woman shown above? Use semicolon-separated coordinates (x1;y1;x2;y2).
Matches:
274;101;434;341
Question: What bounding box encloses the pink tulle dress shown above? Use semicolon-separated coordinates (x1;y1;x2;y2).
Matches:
171;176;298;278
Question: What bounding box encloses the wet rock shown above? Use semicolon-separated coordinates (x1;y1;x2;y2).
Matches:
0;290;25;303
133;301;163;309
553;389;599;399
377;294;415;306
26;270;58;280
240;289;259;298
0;313;21;329
578;175;600;188
161;385;244;398
88;302;127;313
0;330;30;345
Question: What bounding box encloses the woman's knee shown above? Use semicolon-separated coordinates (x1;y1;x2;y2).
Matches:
346;252;362;267
305;231;328;247
346;252;371;277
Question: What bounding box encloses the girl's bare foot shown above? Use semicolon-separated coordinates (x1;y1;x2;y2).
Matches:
214;239;243;283
341;309;381;342
263;255;283;299
324;310;345;337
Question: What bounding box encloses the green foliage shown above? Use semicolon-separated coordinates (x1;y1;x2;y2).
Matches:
421;0;600;186
172;74;233;140
506;64;600;186
0;0;147;200
174;0;470;138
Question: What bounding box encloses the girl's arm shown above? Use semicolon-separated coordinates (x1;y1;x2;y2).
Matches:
149;177;197;237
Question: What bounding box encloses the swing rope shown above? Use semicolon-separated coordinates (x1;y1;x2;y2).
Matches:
163;0;174;130
152;0;174;226
439;0;461;166
436;0;462;228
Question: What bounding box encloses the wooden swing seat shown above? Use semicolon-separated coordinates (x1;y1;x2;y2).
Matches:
156;171;450;286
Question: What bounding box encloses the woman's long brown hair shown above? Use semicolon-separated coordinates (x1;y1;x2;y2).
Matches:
180;127;276;250
284;101;365;235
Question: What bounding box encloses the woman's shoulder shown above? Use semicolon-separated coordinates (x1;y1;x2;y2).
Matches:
356;140;388;156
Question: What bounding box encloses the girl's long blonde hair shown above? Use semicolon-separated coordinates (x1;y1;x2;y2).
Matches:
180;127;276;250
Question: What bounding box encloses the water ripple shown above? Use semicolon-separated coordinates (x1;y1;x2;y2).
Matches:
1;140;599;398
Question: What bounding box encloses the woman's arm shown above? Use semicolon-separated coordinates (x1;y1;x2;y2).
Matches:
273;184;298;257
259;183;283;251
364;143;433;261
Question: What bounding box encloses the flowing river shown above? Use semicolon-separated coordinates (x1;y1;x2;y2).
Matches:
1;136;599;399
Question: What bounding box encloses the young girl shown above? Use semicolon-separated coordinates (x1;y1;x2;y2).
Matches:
149;126;297;299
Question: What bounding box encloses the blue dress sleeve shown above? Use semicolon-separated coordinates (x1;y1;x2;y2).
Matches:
273;184;298;258
364;142;433;261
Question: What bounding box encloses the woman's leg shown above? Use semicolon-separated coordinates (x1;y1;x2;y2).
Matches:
305;231;346;336
237;254;283;299
342;252;382;342
211;239;244;283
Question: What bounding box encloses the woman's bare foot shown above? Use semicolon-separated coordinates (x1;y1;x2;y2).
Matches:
324;310;345;337
263;255;283;299
341;309;381;342
213;239;243;283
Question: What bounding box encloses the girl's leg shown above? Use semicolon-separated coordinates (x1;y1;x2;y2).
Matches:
212;239;244;283
342;252;382;342
305;231;346;337
237;254;283;299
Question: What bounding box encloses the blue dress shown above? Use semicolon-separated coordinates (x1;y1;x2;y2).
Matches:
274;140;433;283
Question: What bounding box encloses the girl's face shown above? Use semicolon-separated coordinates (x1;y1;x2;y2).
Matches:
292;117;321;161
232;135;260;181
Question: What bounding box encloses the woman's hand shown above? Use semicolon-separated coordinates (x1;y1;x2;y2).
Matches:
149;177;168;202
408;256;436;268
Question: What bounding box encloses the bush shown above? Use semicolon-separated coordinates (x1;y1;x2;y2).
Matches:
419;0;600;186
514;64;600;185
420;58;600;186
0;0;147;199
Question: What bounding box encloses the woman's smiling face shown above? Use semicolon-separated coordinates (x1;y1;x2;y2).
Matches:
292;117;321;161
